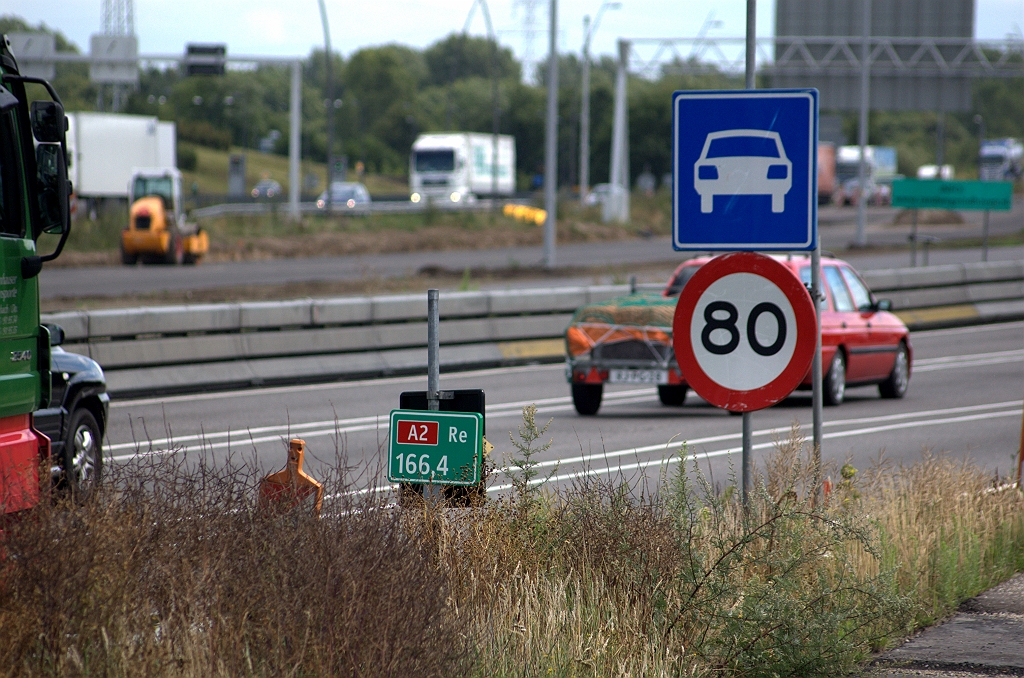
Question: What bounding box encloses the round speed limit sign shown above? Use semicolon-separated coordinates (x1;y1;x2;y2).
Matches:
672;252;817;412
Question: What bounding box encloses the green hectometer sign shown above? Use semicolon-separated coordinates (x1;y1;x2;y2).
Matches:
891;179;1013;211
387;409;482;486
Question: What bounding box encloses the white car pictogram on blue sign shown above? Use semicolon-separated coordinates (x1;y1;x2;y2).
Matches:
694;129;793;214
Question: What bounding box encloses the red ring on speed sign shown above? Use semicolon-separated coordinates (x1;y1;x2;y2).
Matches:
673;252;817;412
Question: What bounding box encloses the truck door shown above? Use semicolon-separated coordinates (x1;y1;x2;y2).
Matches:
0;97;47;512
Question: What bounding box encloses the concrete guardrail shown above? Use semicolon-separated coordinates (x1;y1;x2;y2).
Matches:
42;260;1024;397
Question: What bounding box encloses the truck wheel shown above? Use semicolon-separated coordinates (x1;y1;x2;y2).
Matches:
572;383;603;416
63;408;102;500
658;385;688;407
164;233;184;265
120;243;138;265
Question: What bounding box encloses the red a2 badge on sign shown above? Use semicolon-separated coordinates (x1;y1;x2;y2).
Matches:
396;420;439;445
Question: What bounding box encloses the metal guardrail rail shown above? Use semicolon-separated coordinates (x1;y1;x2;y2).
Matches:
42;260;1024;397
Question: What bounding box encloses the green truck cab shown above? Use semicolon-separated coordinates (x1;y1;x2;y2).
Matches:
0;35;72;515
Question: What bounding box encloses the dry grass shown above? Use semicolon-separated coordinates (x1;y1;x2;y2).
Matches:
1;414;1021;677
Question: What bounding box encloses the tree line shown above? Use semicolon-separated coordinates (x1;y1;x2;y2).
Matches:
3;14;1023;189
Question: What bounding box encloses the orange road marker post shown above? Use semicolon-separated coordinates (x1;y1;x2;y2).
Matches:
258;439;324;516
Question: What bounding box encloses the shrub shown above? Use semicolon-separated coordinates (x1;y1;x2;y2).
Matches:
0;450;469;677
1;415;1021;677
177;120;231;151
177;143;198;171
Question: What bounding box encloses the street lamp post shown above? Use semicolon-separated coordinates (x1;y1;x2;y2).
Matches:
579;1;621;207
317;0;335;211
974;113;986;176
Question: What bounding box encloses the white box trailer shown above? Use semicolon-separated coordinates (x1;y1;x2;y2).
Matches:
66;112;176;199
409;132;515;203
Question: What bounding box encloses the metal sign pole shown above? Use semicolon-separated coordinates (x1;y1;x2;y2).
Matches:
982;210;990;262
911;208;918;267
811;245;824;497
740;0;756;507
742;412;752;504
427;289;440;411
542;0;559;268
854;0;871;247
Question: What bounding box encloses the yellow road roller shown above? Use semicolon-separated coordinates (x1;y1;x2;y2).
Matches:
122;168;208;265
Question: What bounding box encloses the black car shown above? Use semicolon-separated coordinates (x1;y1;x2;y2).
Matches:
33;325;109;498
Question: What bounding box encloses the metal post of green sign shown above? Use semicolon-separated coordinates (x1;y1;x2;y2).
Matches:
427;289;439;411
910;209;918;267
983;210;990;262
423;289;441;500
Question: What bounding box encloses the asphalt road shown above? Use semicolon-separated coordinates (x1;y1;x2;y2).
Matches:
103;320;1024;499
40;200;1024;300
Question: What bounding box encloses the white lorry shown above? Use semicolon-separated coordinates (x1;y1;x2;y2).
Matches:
834;145;898;205
409;133;515;204
66;112;176;199
979;138;1023;182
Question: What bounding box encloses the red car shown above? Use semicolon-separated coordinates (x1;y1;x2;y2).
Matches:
564;255;912;414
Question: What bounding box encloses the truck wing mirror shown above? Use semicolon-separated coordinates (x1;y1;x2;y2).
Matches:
35;143;69;234
30;100;66;143
22;143;71;279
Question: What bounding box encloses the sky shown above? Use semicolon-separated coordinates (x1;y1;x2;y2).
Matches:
7;0;1023;71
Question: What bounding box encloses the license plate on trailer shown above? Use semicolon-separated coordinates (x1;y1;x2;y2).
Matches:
608;369;668;384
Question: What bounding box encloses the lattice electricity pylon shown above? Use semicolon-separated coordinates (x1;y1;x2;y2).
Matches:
511;0;543;82
624;36;1024;79
101;0;135;36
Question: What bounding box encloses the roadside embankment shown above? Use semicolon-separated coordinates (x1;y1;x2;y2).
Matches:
1;413;1021;676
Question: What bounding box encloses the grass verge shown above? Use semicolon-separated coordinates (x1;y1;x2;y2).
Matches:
1;413;1021;676
46;192;672;264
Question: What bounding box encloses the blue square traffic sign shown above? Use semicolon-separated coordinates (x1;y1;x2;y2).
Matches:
672;89;818;251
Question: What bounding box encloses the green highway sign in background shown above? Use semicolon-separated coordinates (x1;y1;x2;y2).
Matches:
892;179;1013;211
388;409;482;485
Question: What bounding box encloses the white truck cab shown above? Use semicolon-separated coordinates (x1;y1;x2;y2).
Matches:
409;133;515;204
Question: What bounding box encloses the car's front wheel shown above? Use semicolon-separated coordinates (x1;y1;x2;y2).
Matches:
658;385;688;407
824;350;846;406
879;342;910;399
63;408;102;500
572;383;603;416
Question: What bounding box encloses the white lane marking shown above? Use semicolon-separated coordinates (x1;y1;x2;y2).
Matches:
914;321;1024;338
106;321;1022;408
106;390;660;460
108;395;1024;483
347;405;1024;496
501;400;1024;473
914;349;1024;372
914;349;1024;365
111;363;564;408
486;407;1023;491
